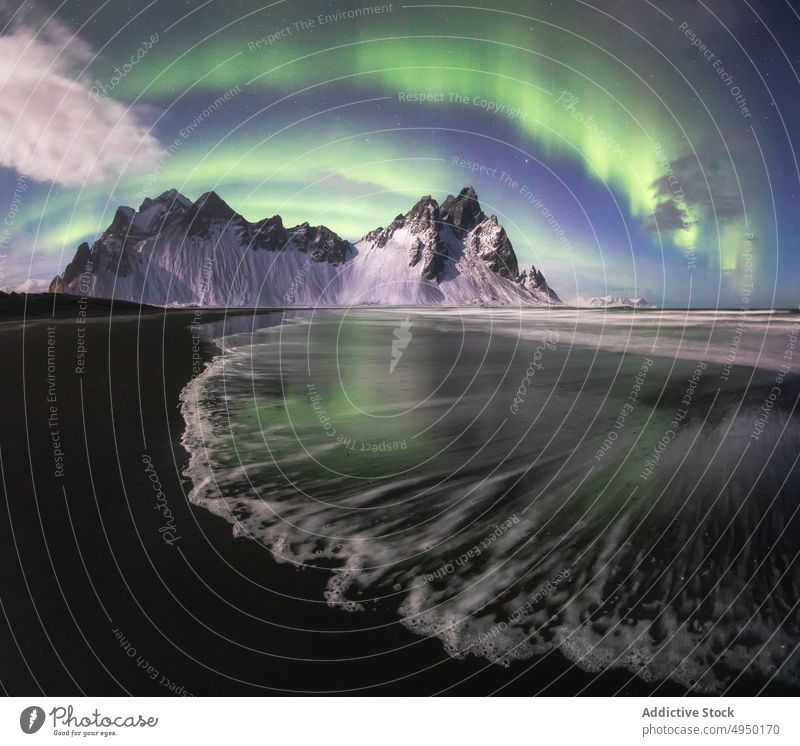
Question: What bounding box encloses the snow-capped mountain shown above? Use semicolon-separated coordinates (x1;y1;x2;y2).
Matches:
50;186;561;307
1;278;52;294
576;295;655;309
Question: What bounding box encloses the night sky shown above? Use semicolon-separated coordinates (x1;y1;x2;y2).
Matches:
1;0;799;306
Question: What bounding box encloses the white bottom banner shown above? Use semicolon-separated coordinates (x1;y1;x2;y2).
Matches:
0;697;796;745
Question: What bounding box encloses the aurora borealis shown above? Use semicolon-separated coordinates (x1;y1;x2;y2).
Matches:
1;0;799;306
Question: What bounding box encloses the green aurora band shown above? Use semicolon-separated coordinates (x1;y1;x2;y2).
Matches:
21;1;775;301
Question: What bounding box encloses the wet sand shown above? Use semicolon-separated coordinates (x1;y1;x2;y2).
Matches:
2;295;790;695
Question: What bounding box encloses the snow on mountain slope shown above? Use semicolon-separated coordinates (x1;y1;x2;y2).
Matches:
2;278;52;294
576;295;656;308
51;186;561;307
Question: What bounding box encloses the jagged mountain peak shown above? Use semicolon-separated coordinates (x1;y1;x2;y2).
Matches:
254;214;285;234
191;191;238;220
108;205;135;233
158;188;191;205
441;185;486;235
195;190;233;211
580;294;655;308
131;189;193;234
405;194;441;225
137;188;191;213
519;266;561;303
51;186;561;307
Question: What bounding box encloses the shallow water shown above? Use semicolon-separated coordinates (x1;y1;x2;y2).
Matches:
181;308;800;692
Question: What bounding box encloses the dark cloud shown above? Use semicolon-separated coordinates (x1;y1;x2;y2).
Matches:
645;140;751;237
645;198;692;233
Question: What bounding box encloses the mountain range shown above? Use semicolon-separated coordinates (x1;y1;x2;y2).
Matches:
50;186;561;307
576;295;656;308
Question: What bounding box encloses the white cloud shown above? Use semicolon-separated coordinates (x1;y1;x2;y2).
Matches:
0;14;162;186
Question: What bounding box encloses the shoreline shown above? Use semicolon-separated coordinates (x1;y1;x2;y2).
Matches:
3;291;799;319
0;300;792;695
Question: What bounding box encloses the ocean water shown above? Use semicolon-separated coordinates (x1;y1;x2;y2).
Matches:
180;308;800;692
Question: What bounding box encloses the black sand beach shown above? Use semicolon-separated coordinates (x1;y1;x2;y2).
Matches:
2;294;794;696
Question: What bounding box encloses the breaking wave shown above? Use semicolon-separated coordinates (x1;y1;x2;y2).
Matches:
181;308;800;692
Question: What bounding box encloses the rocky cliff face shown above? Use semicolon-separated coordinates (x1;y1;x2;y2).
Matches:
519;266;561;303
441;186;485;235
51;186;560;307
